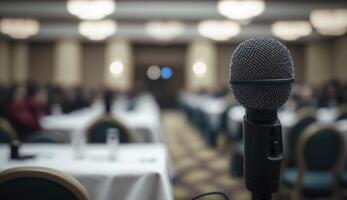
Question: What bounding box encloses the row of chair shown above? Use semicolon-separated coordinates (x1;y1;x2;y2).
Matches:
179;94;347;199
0;114;135;144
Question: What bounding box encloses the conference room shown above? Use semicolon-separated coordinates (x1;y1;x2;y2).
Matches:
0;0;347;200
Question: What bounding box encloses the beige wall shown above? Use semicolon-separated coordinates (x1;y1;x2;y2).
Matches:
29;42;54;84
333;35;347;82
82;43;104;88
12;42;29;82
0;37;346;88
304;41;334;86
54;40;81;87
0;41;10;83
104;39;133;91
185;40;217;91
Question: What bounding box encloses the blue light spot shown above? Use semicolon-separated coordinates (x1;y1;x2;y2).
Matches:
161;66;173;80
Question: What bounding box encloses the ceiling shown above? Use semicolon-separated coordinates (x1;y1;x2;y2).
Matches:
0;0;346;43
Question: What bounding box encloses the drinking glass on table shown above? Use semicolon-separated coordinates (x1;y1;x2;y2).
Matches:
72;129;85;159
107;128;119;161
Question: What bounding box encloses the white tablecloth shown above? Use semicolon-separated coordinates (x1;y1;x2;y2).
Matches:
40;94;164;143
0;144;173;200
227;106;347;134
179;92;229;130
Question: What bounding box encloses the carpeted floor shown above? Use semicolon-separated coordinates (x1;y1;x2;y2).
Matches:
163;110;249;200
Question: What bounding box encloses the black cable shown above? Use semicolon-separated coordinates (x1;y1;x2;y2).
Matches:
251;192;272;200
190;191;229;200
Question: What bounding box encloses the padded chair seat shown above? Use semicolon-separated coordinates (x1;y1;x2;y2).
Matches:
283;168;333;197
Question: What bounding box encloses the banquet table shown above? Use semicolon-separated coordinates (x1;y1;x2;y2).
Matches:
40;94;164;143
0;144;173;200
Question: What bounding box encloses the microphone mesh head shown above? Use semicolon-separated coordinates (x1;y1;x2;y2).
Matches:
230;38;294;110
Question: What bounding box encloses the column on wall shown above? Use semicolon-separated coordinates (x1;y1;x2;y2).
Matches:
0;41;10;84
12;42;29;83
104;39;133;91
333;35;347;82
185;40;217;91
304;41;334;86
53;40;81;87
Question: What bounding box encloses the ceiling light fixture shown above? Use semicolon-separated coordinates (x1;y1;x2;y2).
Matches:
310;9;347;36
67;0;116;20
0;18;40;39
198;20;240;41
78;20;116;41
145;21;185;41
218;0;265;21
272;21;312;41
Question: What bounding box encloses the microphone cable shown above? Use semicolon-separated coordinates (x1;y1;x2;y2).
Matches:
190;191;229;200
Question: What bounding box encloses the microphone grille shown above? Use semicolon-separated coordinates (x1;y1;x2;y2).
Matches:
230;38;294;110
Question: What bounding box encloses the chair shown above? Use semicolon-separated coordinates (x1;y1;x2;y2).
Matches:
0;118;18;143
28;131;65;143
336;104;347;121
0;166;90;200
86;114;135;143
282;124;345;199
283;106;317;168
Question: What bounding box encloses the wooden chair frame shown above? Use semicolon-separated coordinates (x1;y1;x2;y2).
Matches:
0;166;91;200
291;123;345;200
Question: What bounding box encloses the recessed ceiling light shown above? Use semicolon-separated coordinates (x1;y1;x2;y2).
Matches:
145;21;185;41
272;21;312;41
218;0;265;21
0;18;40;39
198;20;240;41
67;0;116;20
78;20;116;41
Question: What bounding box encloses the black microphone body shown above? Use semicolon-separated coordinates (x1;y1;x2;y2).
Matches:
229;38;294;200
244;109;282;197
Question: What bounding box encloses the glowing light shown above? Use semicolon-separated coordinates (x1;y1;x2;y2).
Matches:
78;20;116;40
310;9;347;36
147;65;161;80
0;18;39;39
146;21;185;41
198;20;240;41
192;61;207;77
272;21;312;41
67;0;116;20
161;66;173;80
109;60;124;77
218;0;265;21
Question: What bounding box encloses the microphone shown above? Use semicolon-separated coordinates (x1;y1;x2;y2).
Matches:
229;38;294;200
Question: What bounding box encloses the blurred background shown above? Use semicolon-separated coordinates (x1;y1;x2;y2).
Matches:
0;0;347;200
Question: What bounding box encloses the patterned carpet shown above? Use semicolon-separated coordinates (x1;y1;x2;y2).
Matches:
163;110;249;200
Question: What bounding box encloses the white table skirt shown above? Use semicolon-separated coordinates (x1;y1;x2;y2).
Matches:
0;144;173;200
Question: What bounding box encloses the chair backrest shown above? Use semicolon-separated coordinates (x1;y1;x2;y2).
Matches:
286;116;317;167
298;124;344;172
296;106;317;121
336;104;347;121
28;132;65;143
0;118;18;143
86;114;134;143
0;167;90;200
